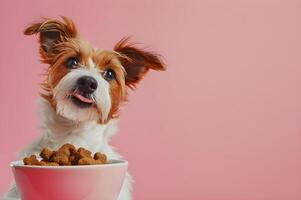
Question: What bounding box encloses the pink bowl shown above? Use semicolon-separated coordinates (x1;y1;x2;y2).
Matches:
11;160;128;200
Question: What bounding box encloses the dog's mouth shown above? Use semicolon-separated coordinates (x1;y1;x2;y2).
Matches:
67;90;95;108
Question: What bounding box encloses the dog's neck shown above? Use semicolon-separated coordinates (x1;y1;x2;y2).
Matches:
36;98;118;152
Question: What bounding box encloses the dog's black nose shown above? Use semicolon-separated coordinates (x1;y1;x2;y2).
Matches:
77;76;98;94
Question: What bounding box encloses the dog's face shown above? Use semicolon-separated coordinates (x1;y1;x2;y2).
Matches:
25;17;165;123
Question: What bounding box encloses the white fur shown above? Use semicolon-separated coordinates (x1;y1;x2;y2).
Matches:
53;62;111;123
3;98;132;200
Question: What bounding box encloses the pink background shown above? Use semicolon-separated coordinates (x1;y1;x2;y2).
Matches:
0;0;300;199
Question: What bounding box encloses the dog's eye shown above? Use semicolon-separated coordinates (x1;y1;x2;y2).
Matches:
103;69;115;81
65;57;79;69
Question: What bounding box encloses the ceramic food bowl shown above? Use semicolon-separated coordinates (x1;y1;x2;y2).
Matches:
10;160;128;200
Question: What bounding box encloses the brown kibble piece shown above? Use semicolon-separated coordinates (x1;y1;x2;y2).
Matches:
78;157;96;165
58;143;76;156
76;147;92;159
94;152;107;163
60;143;76;151
50;151;69;165
23;155;40;165
39;161;47;166
59;148;71;157
69;155;77;165
23;157;31;165
39;148;53;161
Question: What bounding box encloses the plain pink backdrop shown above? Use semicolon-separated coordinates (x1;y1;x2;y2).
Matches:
0;0;300;199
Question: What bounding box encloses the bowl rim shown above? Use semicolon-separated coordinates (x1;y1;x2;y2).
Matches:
10;159;128;169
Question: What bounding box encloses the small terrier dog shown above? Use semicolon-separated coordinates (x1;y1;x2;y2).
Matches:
4;17;165;200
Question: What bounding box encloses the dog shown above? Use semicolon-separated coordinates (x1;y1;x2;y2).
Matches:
3;16;165;200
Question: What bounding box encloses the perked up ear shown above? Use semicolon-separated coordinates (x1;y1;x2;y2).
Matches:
114;37;166;88
24;16;78;62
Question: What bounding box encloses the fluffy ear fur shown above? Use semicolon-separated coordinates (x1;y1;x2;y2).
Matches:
114;38;166;88
24;16;78;63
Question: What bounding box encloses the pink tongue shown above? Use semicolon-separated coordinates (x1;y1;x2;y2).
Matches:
73;93;94;103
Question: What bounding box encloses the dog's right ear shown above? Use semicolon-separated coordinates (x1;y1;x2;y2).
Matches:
24;16;78;62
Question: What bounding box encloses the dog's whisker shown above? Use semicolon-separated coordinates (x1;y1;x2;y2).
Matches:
91;95;96;103
73;88;79;95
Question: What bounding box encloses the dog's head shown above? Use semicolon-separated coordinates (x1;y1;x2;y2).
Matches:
25;17;165;123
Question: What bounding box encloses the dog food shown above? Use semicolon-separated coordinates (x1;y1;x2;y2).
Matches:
23;144;107;166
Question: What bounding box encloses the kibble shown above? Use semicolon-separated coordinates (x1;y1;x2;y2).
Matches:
23;144;108;166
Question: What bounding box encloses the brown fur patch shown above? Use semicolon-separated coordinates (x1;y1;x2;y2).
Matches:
24;17;79;64
114;37;166;88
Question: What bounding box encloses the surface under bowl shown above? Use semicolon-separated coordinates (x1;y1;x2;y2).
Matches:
11;160;128;200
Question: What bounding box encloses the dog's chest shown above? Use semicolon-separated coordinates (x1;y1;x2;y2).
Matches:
44;122;107;152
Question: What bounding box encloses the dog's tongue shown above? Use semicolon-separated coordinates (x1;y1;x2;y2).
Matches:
73;93;94;103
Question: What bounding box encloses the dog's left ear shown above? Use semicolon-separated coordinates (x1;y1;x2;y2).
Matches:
114;38;166;88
